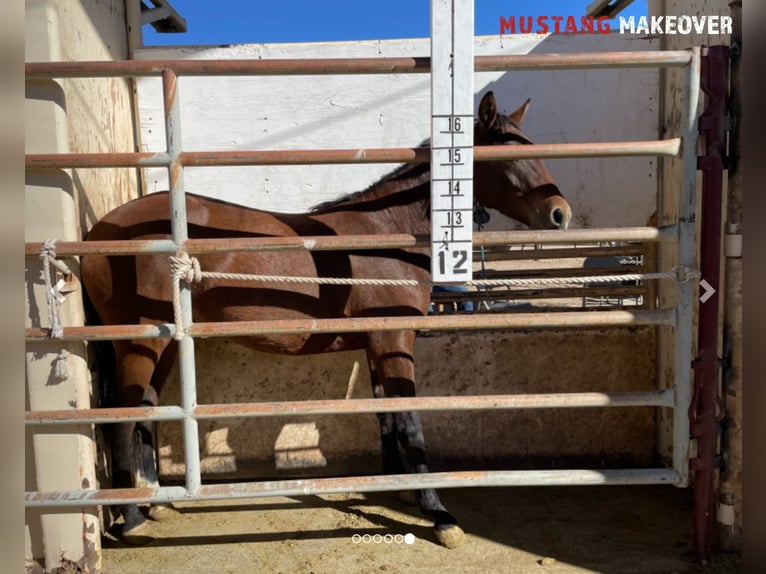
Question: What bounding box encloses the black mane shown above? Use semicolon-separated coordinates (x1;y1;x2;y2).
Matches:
310;141;431;212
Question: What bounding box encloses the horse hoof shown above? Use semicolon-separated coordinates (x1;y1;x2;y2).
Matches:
121;520;154;546
434;523;465;549
148;503;180;522
398;490;419;507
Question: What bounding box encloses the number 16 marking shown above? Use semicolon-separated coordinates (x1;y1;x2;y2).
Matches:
438;250;469;275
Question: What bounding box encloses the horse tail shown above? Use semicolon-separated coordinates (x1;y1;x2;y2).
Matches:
80;251;117;409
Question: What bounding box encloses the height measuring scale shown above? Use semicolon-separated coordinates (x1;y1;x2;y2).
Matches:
430;0;474;282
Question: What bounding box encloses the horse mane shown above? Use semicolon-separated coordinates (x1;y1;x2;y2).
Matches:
310;142;431;213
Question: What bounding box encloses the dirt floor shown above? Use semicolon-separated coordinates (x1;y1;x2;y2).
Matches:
100;485;742;574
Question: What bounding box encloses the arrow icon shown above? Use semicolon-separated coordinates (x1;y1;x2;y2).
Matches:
699;279;716;303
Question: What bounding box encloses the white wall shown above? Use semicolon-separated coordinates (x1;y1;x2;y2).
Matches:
136;32;660;229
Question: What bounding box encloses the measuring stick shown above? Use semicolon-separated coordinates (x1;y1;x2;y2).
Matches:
430;0;475;282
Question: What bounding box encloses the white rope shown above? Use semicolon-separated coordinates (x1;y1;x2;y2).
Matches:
168;254;700;339
51;349;71;383
39;239;65;339
38;239;73;379
170;254;199;340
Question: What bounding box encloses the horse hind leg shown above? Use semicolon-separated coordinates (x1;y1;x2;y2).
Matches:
142;343;181;523
366;335;465;549
108;339;172;543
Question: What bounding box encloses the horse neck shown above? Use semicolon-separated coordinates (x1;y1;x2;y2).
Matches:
316;162;432;234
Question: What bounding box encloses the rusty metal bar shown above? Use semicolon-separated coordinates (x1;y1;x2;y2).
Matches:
25;389;674;426
431;285;646;302
476;50;693;71
25;139;681;170
25;323;175;341
478;266;644;280
25;57;431;78
25;468;680;507
480;244;647;262
24;226;677;257
25;309;675;342
24;50;693;80
26;151;171;169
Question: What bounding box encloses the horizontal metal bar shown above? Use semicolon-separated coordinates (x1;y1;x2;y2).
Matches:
476;51;692;71
25;238;179;256
478;226;677;245
24;51;692;79
475;139;680;160
481;244;647;262
180;147;428;166
25;152;171;169
24;226;676;257
25;390;674;425
431;285;647;302
25;309;675;342
179;140;680;166
25;57;431;78
24;468;681;507
26;405;186;425
25;323;177;341
25;139;681;170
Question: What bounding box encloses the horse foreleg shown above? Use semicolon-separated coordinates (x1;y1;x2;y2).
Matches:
367;334;465;549
368;360;406;475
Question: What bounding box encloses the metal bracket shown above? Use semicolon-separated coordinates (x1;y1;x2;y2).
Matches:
141;0;187;33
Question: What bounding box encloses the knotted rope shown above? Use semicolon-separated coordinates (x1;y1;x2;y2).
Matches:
168;254;700;340
170;254;201;340
39;239;73;380
39;239;66;338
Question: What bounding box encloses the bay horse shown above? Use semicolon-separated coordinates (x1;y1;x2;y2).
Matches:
81;91;571;548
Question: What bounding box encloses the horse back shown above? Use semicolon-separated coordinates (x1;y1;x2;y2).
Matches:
81;192;432;354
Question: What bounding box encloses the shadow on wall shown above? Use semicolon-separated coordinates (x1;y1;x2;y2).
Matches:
157;326;658;482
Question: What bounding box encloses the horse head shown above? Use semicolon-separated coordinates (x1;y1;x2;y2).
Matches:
473;91;572;230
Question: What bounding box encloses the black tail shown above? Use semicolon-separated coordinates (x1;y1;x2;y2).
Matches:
80;268;117;409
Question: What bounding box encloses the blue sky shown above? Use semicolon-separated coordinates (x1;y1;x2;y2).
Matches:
143;1;648;46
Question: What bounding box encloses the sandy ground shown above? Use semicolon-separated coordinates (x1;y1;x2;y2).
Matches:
100;485;741;574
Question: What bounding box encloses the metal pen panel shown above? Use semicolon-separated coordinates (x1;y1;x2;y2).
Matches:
23;49;701;512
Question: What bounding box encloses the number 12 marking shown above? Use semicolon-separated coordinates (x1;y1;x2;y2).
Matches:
438;250;469;275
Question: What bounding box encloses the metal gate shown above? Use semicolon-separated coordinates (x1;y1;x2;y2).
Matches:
26;47;706;554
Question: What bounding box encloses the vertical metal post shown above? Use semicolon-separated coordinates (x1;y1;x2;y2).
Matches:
162;69;201;494
718;1;743;552
691;45;729;563
671;47;700;487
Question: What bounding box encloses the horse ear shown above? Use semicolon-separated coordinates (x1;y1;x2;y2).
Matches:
510;98;531;124
478;91;498;129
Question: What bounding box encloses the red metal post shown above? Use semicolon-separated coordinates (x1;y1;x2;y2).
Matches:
691;45;729;563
